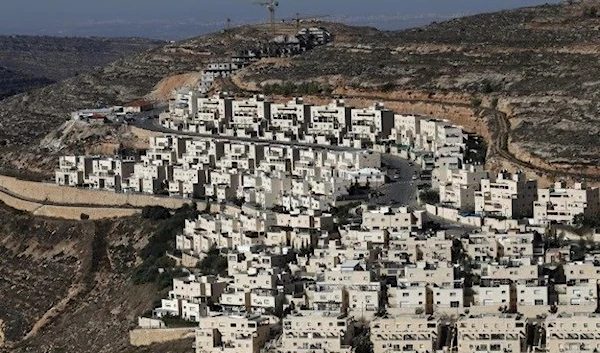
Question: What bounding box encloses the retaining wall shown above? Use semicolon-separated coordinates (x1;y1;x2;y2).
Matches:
0;175;187;209
33;205;139;220
129;328;195;347
0;188;41;213
0;189;140;220
0;319;4;348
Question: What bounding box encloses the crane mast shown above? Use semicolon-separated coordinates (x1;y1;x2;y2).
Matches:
253;0;279;25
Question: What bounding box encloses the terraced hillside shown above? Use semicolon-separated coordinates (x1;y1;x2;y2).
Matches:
0;204;165;353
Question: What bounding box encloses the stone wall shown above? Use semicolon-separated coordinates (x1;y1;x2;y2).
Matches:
129;328;195;347
0;188;140;220
0;175;187;209
0;319;4;348
0;188;41;213
33;205;139;220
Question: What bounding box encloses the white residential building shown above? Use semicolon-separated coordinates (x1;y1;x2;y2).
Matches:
362;206;426;231
195;313;273;353
439;164;489;212
280;311;354;353
348;103;394;143
475;170;538;219
533;181;600;225
371;316;441;353
456;314;526;353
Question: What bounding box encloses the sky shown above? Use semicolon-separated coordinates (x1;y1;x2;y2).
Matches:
0;0;563;40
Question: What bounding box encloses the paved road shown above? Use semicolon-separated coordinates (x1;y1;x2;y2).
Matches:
373;154;422;207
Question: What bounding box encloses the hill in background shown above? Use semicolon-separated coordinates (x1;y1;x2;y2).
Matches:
0;36;163;100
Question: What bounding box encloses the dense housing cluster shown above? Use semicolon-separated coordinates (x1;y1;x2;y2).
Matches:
56;88;600;352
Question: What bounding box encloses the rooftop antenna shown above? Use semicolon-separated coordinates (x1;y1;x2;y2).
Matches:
254;0;279;25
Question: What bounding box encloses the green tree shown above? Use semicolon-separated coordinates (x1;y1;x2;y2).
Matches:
419;189;440;204
196;245;228;276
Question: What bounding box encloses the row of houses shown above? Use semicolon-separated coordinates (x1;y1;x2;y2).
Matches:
199;27;331;93
162;94;411;148
56;135;385;212
439;165;600;224
146;306;600;353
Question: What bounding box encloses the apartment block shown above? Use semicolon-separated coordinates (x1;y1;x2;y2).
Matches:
230;95;270;130
371;316;441;353
307;100;351;142
439;164;489;212
461;231;499;264
269;97;311;134
471;278;514;313
456;314;526;353
55;155;96;186
362;206;426;231
280;311;354;353
534;181;600;225
348;103;394;143
388;281;431;315
392;114;422;147
475;170;538;219
546;313;600;352
195;313;272;353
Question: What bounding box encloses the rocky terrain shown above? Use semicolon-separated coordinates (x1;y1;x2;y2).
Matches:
0;203;172;353
0;67;53;101
0;36;162;101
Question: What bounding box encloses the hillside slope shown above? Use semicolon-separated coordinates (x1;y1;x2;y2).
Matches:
0;36;163;101
0;204;162;353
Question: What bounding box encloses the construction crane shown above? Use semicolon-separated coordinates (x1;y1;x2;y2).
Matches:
254;0;279;25
283;13;330;28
